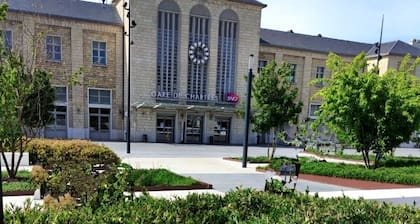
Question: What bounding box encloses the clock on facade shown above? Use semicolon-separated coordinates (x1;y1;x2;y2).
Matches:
188;42;209;65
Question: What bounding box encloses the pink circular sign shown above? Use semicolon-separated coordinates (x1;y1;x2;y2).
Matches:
226;93;240;103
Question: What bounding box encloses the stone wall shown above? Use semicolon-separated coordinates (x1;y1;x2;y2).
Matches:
2;11;124;140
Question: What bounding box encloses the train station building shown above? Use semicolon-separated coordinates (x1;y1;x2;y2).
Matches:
2;0;419;144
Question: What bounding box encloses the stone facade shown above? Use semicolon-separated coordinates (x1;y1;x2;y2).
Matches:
117;0;264;144
1;10;124;140
259;41;420;143
258;45;354;123
257;46;357;143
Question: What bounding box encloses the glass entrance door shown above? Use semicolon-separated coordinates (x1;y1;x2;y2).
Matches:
89;108;111;140
186;115;203;144
213;117;230;144
156;115;175;143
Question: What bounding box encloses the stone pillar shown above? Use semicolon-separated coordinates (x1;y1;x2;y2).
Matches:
69;26;86;139
300;56;313;121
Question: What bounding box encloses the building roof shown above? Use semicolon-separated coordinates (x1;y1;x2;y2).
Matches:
2;0;122;25
229;0;266;7
366;40;420;57
260;28;372;56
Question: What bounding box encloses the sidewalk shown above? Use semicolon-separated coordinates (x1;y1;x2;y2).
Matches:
123;156;420;207
311;188;420;200
297;151;365;165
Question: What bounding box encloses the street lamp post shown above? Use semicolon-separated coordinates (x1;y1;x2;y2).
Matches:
123;2;136;154
242;54;254;168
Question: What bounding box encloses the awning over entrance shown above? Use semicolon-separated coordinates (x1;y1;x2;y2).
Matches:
131;101;237;112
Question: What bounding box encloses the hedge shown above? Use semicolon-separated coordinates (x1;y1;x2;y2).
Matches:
266;158;420;185
5;189;420;223
299;161;420;185
26;139;120;168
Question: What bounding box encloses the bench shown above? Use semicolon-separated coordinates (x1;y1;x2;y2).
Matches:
266;163;301;193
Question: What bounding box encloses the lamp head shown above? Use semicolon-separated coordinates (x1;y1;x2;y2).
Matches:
248;54;254;70
131;20;137;28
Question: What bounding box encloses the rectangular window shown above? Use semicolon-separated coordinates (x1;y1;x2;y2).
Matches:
309;104;321;118
156;10;179;96
1;30;12;52
54;86;67;103
89;108;110;131
288;63;297;83
46;35;61;61
48;86;67;131
258;60;268;73
92;41;106;66
89;89;111;105
315;66;324;87
53;106;67;129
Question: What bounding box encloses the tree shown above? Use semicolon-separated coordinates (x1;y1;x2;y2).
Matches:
0;3;55;178
252;61;303;159
0;52;55;178
313;53;420;168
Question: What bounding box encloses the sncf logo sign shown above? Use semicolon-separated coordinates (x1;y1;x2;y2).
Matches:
226;93;240;103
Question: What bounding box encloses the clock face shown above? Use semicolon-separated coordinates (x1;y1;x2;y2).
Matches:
189;42;209;65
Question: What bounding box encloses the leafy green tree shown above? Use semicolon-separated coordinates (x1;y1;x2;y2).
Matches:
0;3;55;178
252;61;303;159
313;53;420;168
0;52;55;178
22;69;55;136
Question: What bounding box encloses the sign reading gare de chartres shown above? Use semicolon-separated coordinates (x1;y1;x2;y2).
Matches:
150;91;240;103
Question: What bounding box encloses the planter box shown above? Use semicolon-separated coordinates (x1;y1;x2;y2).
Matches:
130;181;213;192
1;152;29;167
3;190;35;197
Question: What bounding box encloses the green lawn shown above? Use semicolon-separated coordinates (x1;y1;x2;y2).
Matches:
1;168;203;194
127;168;199;187
299;159;420;185
234;155;420;186
2;171;36;192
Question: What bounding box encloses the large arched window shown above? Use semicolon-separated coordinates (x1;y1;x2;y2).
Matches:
187;5;210;101
156;0;180;97
216;9;238;103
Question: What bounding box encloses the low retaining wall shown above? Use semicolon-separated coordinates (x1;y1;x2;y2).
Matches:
0;152;29;167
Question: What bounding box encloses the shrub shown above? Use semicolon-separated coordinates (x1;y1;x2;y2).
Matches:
43;193;76;209
25;139;121;206
4;189;420;223
46;161;107;199
26;139;120;168
31;165;48;187
267;157;299;170
379;157;420;167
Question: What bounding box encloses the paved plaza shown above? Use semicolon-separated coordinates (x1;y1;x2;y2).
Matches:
108;142;420;207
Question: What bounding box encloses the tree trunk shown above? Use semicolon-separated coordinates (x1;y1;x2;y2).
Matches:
1;152;12;178
373;152;382;169
361;149;371;169
268;129;277;161
0;139;25;179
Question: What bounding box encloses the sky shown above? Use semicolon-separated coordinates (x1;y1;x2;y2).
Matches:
88;0;420;44
259;0;420;44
